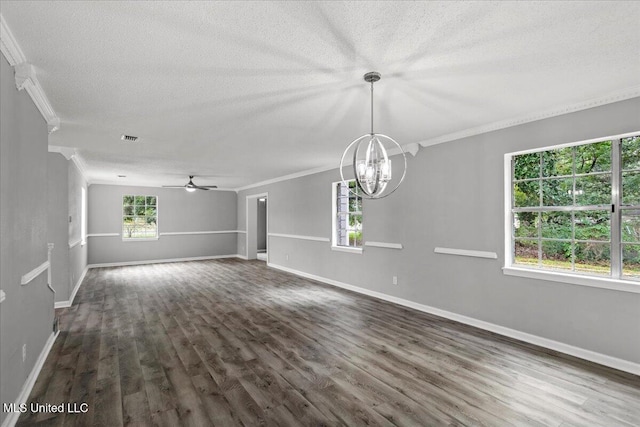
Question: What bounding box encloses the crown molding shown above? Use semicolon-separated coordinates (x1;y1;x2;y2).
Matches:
0;14;25;66
48;145;75;160
48;145;89;184
14;62;60;134
234;163;338;192
417;86;640;148
2;14;60;134
235;86;638;192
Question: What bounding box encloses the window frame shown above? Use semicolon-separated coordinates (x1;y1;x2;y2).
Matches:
504;131;640;293
331;180;363;254
122;195;159;241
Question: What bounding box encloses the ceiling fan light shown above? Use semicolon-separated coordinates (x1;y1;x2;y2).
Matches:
185;186;196;192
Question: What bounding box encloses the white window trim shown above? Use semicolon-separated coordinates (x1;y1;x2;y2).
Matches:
331;245;363;254
331;180;363;254
121;237;160;242
503;131;640;292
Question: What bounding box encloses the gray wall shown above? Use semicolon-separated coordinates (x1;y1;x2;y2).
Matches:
88;185;238;265
47;153;70;301
47;152;88;303
238;97;640;365
0;54;54;424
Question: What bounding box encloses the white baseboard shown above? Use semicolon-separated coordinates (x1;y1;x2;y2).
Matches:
87;254;243;269
54;265;88;309
235;254;248;260
267;262;640;376
1;331;59;427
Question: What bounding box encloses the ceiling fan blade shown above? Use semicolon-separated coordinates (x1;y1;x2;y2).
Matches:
195;185;218;189
162;185;186;188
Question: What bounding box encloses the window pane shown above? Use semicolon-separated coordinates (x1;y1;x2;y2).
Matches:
349;196;362;213
146;207;157;217
123;216;135;238
622;171;640;206
514;181;539;207
542;147;573;177
514;240;538;266
541;240;572;271
622;244;640;280
575;210;610;242
135;206;145;215
349;229;362;246
622;136;640;171
622;210;640;243
146;196;157;205
542;178;572;206
541;212;571;239
514;212;538;238
123;195;134;206
575;141;611;174
336;214;348;245
574;174;611;206
574;242;610;276
514;153;540;180
123;205;134;215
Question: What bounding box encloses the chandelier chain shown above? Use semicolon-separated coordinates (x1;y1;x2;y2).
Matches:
370;80;374;135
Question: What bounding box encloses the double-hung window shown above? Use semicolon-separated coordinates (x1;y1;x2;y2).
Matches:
332;180;363;252
507;133;639;283
122;195;158;239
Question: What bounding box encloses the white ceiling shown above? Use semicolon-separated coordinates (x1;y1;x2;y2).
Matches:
2;1;639;189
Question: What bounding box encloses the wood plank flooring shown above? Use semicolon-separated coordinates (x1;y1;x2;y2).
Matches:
17;259;640;426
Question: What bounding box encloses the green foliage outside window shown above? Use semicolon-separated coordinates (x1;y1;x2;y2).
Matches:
123;195;157;239
512;136;640;279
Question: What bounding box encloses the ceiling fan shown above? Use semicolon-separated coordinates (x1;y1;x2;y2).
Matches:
162;176;217;192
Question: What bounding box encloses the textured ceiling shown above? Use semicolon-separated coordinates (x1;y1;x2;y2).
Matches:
2;1;639;189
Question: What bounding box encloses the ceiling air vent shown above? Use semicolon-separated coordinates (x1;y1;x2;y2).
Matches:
121;134;139;142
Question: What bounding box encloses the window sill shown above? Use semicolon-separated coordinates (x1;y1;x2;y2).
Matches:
503;266;640;294
331;245;363;254
122;237;159;242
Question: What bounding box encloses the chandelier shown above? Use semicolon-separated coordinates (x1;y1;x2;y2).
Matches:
340;72;406;199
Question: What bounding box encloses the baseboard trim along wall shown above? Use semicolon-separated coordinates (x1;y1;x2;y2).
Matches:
54;266;88;309
54;255;247;308
87;254;245;269
1;331;59;427
266;262;640;376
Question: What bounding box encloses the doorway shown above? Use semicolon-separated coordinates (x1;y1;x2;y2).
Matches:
246;193;268;261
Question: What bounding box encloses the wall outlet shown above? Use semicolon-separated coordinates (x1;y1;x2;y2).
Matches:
392;276;398;285
22;344;26;362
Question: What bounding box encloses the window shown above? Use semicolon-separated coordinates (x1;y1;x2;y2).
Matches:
332;180;363;251
122;195;158;239
508;134;639;282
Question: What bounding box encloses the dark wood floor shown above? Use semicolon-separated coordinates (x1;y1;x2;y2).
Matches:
18;259;640;426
